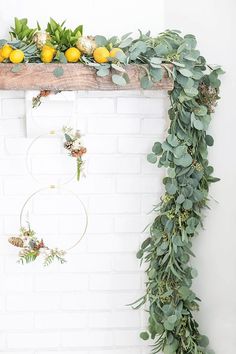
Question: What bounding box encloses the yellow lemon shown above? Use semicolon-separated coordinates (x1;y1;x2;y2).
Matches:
42;45;56;56
41;48;54;63
0;48;4;62
93;47;110;63
109;48;124;58
65;47;81;63
9;49;24;64
2;44;13;59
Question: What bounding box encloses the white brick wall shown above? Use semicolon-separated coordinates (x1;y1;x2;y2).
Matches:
0;89;167;353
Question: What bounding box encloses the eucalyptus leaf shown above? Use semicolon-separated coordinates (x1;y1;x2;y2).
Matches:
166;183;177;195
178;68;193;77
152;142;163;155
11;64;23;73
53;67;64;78
183;199;193;210
95;35;107;46
112;74;127;86
205;135;214;146
174;154;193;167
198;335;210;347
140;331;149;340
147;153;157;164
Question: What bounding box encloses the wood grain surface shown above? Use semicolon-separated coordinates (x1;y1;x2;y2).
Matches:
0;63;174;91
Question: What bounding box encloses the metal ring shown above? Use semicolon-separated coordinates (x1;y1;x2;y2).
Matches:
19;185;88;251
25;130;76;186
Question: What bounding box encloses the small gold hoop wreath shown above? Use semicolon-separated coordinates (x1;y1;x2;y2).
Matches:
8;185;88;266
26;130;77;186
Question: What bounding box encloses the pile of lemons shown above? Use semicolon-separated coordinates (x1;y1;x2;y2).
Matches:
0;45;24;63
0;43;124;64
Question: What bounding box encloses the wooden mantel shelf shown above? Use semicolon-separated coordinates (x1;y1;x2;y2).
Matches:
0;63;173;91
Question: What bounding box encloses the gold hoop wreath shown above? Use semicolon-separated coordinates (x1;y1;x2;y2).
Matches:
9;185;88;266
25;127;87;185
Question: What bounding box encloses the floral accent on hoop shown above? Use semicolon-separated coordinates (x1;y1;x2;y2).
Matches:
63;126;87;181
8;223;66;266
32;90;61;108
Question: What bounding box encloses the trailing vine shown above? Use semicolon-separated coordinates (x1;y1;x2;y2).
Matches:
132;32;223;354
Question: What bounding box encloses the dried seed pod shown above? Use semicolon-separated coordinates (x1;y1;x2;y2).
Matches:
33;31;51;49
76;36;96;55
8;237;24;248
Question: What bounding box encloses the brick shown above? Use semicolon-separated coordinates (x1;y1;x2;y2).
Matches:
89;274;141;291
86;214;114;234
118;136;153;154
117;98;165;115
89;195;140;214
35;274;88;292
2;98;25;117
76;98;115;114
61;292;112;311
0;274;33;293
35;312;88;329
69;175;115;194
62;330;113;347
87;116;140;134
0;90;25;98
85;134;117;153
112;254;141;272
112;234;141;252
114;215;149;233
87;234;115;253
32;100;74;117
114;329;142;346
31;154;75;175
89;350;141;354
3;176;38;195
60;254;112;272
110;291;144;311
0;118;25;136
88;156;140;174
0;332;6;350
7;333;60;349
33;194;89;215
0;196;26;215
7;294;60;311
141;117;166;134
0;157;28;175
89;310;140;329
116;175;162;193
0;313;34;330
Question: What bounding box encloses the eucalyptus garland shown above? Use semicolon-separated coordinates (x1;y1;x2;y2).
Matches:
130;32;223;354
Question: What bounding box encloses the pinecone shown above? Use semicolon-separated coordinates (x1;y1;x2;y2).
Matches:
64;141;73;150
8;237;24;248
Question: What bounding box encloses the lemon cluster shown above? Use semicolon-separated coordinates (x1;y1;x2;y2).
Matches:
0;41;124;64
0;44;24;63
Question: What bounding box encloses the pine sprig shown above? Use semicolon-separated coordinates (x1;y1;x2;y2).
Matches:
9;224;66;266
